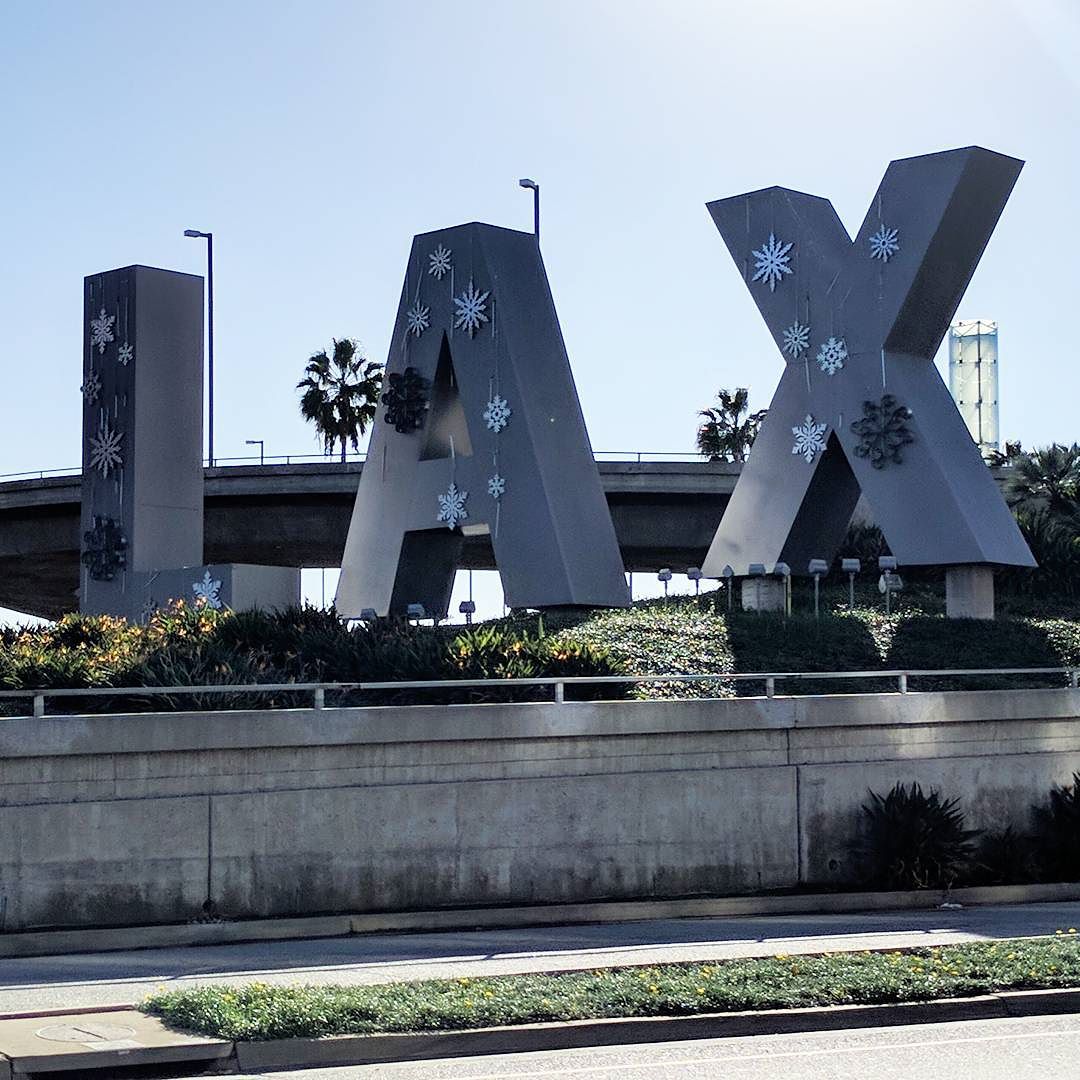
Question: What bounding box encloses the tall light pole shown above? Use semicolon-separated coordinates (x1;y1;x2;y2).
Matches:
184;229;215;466
518;178;539;241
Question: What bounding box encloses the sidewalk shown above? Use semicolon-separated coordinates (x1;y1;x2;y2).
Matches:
2;900;1078;1014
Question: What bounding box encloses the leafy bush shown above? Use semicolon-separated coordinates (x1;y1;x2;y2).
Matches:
858;782;978;890
1033;772;1080;882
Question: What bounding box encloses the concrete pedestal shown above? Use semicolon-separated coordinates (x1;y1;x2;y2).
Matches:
741;577;786;613
946;565;995;620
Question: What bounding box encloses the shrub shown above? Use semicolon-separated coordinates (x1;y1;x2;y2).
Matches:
971;827;1037;886
858;782;978;890
1033;772;1080;882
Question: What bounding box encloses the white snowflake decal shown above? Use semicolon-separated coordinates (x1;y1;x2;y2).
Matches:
81;371;101;404
90;307;115;354
869;225;900;262
117;342;134;366
89;413;124;477
483;394;511;432
436;482;468;529
192;569;223;610
816;336;848;375
428;244;453;280
453;280;490;336
792;414;828;464
487;474;506;499
405;300;430;337
750;233;793;291
782;321;810;358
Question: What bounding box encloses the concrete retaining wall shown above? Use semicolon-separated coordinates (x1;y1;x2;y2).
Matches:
1;688;1078;930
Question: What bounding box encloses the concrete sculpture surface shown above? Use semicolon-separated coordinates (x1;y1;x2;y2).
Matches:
336;222;629;618
700;146;1035;616
81;265;298;619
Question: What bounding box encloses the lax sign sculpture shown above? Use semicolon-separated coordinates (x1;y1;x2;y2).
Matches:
701;146;1035;617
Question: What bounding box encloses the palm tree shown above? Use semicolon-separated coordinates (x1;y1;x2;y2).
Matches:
1003;443;1080;517
297;339;384;462
696;388;768;462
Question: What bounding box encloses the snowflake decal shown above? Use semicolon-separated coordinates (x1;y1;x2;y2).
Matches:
405;300;430;338
81;371;101;404
750;233;793;291
851;394;915;468
816;336;848;375
381;367;429;433
791;414;828;464
483;394;511;432
89;413;124;478
487;474;506;499
782;321;810;359
117;342;134;366
192;569;223;609
869;225;900;262
428;244;453;280
90;307;115;354
80;515;127;582
453;280;490;336
436;483;468;529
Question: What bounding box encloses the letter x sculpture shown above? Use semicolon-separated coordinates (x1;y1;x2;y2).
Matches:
701;146;1035;578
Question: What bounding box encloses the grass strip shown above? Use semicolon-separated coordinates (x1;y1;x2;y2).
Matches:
144;933;1080;1041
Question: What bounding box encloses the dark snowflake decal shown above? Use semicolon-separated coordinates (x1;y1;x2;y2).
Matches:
81;515;128;581
381;366;429;434
851;394;915;468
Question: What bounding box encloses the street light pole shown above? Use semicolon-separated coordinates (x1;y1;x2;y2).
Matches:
518;178;539;241
184;229;215;466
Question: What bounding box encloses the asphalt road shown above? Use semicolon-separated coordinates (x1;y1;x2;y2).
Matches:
220;1016;1080;1079
1;901;1078;1013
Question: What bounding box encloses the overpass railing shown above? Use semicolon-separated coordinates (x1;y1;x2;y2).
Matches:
0;667;1075;718
0;450;711;483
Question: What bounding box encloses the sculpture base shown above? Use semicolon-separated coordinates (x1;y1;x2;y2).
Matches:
945;565;995;620
741;578;786;613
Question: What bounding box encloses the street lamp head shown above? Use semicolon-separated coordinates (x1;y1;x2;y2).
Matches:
183;229;208;238
518;178;538;190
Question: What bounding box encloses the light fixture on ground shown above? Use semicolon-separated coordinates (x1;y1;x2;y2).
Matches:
808;559;829;619
657;567;672;598
245;439;264;466
773;562;792;617
359;608;378;622
458;599;476;624
183;228;215;466
841;558;861;611
518;178;539;239
878;556;901;615
406;603;426;624
687;567;703;595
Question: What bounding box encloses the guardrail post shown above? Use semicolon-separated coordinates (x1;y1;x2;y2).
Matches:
32;694;45;718
313;688;325;710
554;682;565;703
898;673;908;694
765;677;775;698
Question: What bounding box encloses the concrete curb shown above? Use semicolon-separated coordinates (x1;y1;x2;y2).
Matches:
233;988;1080;1071
3;882;1080;959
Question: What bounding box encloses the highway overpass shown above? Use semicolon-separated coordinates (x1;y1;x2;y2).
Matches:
0;460;740;618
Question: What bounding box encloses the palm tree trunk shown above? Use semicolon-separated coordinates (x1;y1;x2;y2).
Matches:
340;440;346;464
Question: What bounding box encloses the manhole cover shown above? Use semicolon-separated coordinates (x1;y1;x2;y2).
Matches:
35;1022;137;1043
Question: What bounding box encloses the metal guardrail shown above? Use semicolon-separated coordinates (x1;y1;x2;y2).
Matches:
0;451;708;483
0;667;1076;718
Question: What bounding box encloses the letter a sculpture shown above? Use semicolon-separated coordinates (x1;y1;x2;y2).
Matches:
336;223;629;618
701;147;1034;612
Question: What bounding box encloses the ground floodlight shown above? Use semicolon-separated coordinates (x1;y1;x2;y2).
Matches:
808;559;829;576
359;608;378;622
458;599;476;624
809;559;829;619
687;566;703;595
721;565;734;578
773;562;791;577
748;563;766;576
878;556;898;571
406;603;426;620
841;558;861;574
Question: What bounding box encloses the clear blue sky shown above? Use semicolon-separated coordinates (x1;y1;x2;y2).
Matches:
2;0;1077;617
